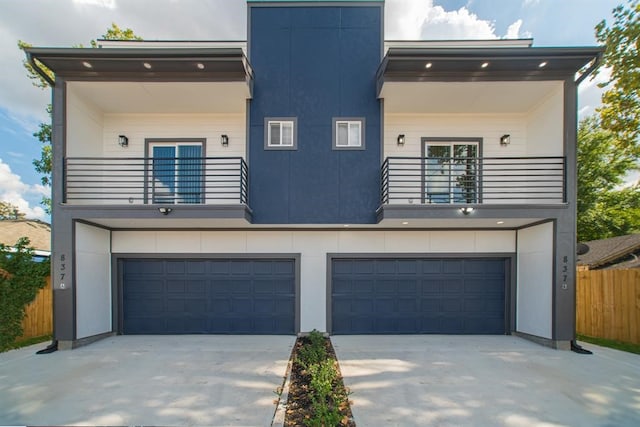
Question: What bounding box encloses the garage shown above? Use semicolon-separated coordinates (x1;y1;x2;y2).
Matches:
121;258;296;334
331;257;508;334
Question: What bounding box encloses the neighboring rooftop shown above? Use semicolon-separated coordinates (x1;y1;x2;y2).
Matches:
0;220;51;252
577;234;640;270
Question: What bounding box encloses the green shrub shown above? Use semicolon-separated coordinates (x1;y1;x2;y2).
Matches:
305;359;342;427
0;238;50;352
297;329;328;367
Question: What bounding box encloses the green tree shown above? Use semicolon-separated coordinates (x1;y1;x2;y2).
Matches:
577;116;640;241
18;24;142;213
0;202;26;220
0;238;50;351
595;0;640;154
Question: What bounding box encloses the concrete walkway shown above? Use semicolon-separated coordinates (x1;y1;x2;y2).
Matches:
0;335;295;426
333;335;640;427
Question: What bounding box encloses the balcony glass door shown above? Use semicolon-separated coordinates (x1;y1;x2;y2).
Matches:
151;143;203;204
424;142;478;204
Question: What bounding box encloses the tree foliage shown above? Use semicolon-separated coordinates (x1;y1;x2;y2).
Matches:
0;202;26;220
18;24;142;214
595;0;640;153
577;116;640;241
0;238;50;352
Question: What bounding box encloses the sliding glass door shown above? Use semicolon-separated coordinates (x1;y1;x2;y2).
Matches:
151;143;203;204
424;141;479;204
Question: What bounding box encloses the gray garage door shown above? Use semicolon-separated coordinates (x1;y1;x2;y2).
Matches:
331;258;507;334
122;258;295;334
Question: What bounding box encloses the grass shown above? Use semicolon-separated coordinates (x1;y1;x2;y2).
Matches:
577;334;640;355
3;334;52;352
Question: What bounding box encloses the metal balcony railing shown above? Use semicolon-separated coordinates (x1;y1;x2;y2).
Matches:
64;157;248;205
381;156;566;205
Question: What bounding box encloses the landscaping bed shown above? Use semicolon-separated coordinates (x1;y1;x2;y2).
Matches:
284;331;355;426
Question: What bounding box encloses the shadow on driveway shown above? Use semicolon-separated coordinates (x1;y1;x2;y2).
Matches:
0;335;295;426
333;335;640;427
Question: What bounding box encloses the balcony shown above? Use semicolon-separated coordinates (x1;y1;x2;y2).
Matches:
381;156;566;206
64;157;248;205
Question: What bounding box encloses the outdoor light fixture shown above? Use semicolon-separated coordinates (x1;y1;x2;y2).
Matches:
500;134;511;146
397;134;405;146
158;207;172;215
118;135;129;147
460;207;474;215
221;134;229;147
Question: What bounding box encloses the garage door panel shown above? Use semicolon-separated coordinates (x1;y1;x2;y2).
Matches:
332;258;507;335
123;258;295;335
443;260;463;273
398;298;418;312
441;298;463;312
375;280;396;293
166;261;186;274
442;280;464;293
185;281;206;293
209;261;230;274
127;260;163;275
397;260;419;274
186;260;207;274
421;260;442;273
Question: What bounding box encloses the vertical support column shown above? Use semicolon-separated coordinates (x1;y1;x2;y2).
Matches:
553;78;578;346
51;77;76;346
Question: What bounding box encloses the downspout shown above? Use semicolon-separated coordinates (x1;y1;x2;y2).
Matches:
570;51;602;355
26;51;55;87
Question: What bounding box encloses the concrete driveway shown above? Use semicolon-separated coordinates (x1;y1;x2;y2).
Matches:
333;335;640;427
0;335;295;426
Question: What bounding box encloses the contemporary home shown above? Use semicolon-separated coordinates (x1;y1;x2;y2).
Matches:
25;0;602;350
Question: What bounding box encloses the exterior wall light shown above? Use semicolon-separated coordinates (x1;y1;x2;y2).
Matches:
221;134;229;147
500;134;510;146
158;207;172;215
460;207;474;215
397;134;405;146
118;135;129;147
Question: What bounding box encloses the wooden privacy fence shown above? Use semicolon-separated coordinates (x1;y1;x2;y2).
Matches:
576;269;640;345
20;277;53;340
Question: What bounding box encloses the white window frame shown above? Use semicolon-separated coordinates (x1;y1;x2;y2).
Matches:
265;117;297;150
333;117;365;150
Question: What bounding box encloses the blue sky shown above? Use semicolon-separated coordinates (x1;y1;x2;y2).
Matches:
0;0;620;221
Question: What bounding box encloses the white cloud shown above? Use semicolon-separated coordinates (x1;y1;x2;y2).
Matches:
505;19;528;39
0;158;48;220
523;0;541;7
386;0;526;40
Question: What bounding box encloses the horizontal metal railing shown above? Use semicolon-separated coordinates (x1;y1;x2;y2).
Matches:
64;157;248;205
381;156;566;205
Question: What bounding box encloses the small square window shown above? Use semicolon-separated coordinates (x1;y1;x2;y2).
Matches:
265;118;297;150
333;118;365;150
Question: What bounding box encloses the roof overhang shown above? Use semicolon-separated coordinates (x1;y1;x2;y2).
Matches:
377;46;603;97
25;47;254;97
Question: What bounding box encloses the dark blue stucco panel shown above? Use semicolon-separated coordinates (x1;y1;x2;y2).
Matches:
249;5;382;224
